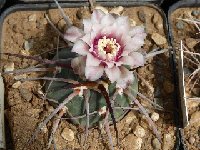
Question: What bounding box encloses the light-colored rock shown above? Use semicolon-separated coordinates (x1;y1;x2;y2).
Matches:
134;125;146;138
124;134;143;150
163;133;173;150
190;111;200;125
24;40;33;51
130;19;137;26
151;112;159;122
21;50;30;56
110;6;124;15
14;74;27;80
12;81;21;89
95;6;108;14
152;138;161;149
19;88;32;101
58;19;67;30
4;62;14;72
151;33;167;45
185;38;199;49
188;137;195;144
28;14;36;22
61;127;74;141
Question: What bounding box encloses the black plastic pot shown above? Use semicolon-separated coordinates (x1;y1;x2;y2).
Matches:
0;0;182;149
168;1;200;150
0;0;5;9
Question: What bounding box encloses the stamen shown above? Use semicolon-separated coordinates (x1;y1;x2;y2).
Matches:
97;36;121;60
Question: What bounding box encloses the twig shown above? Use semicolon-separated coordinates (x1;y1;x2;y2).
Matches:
125;90;161;142
53;0;72;26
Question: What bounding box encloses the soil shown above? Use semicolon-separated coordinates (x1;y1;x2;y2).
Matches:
1;4;176;150
170;7;200;150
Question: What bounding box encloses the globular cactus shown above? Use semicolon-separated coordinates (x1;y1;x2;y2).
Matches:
46;48;138;128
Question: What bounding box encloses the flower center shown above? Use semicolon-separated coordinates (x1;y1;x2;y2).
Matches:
97;36;121;60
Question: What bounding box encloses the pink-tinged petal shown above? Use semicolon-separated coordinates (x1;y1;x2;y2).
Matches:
129;26;145;37
121;52;145;67
129;52;145;67
105;66;120;83
122;33;146;55
83;19;92;33
120;55;134;66
85;66;104;81
86;53;101;67
101;14;115;26
115;16;129;26
64;26;84;42
72;40;89;56
71;56;86;78
91;9;105;24
81;34;91;45
101;25;116;35
105;61;114;68
116;66;134;89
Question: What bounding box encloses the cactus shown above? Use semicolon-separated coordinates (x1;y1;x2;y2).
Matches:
46;48;138;128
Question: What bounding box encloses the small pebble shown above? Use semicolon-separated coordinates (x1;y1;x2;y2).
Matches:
138;10;145;22
163;133;173;150
19;88;33;101
61;127;74;141
28;14;36;22
110;6;124;15
130;19;137;26
14;74;27;80
4;62;14;72
124;134;143;150
190;111;200;125
125;115;136;125
185;38;199;49
21;50;30;56
151;33;167;45
95;6;108;14
152;138;161;149
24;40;33;51
189;137;195;144
134;125;146;138
58;19;67;30
12;81;21;89
151;112;159;122
191;10;200;16
152;14;159;24
176;21;184;30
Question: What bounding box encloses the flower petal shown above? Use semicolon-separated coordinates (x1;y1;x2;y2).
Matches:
129;26;145;37
81;34;91;45
116;66;134;89
121;52;145;67
85;66;104;81
71;56;86;78
83;19;92;33
129;52;145;67
64;26;84;42
105;66;120;83
72;40;89;56
86;53;101;67
101;14;115;26
91;9;105;24
122;33;146;55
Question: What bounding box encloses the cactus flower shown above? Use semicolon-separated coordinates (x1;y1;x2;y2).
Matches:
65;9;146;89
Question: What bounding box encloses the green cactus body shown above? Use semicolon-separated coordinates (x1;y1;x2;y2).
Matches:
46;48;138;128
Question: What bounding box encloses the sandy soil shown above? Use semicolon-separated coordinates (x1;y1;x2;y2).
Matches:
1;4;177;150
170;7;200;150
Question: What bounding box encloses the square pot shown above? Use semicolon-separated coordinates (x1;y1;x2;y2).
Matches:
0;1;180;149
